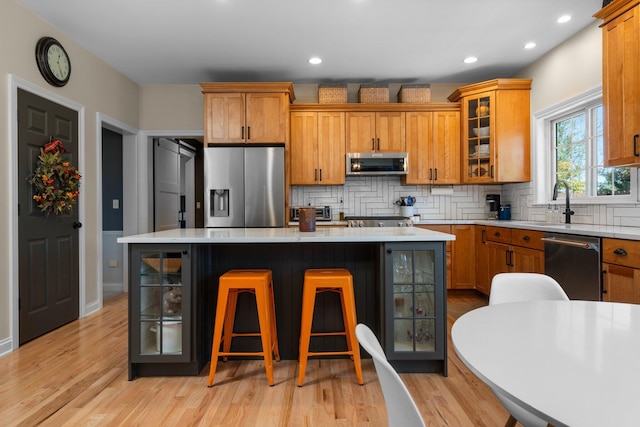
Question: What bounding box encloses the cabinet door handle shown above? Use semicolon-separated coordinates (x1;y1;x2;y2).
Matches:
429;168;433;180
613;248;628;256
494;231;500;237
481;229;486;244
505;250;510;266
634;134;640;156
247;126;251;140
314;169;318;181
319;169;323;181
523;235;530;241
434;168;438;181
377;138;380;150
602;270;607;294
371;138;375;150
490;165;494;178
241;126;244;139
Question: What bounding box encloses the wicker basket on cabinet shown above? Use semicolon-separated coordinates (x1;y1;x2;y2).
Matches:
358;84;389;103
318;84;348;104
398;84;431;103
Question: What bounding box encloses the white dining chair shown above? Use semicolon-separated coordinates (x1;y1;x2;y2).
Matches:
489;272;566;427
355;324;426;427
489;272;569;305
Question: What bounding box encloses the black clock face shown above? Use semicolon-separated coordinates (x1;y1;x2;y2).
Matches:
35;37;71;87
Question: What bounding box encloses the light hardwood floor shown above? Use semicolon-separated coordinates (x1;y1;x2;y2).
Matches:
0;291;512;426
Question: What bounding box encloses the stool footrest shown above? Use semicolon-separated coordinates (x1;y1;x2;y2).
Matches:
218;351;267;357
228;332;262;338
310;331;348;337
307;351;354;357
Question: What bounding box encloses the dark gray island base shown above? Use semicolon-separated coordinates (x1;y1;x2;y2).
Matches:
119;228;453;380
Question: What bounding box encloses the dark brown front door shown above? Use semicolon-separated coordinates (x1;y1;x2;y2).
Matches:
18;88;80;344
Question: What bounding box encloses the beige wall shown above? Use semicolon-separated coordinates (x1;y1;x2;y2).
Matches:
1;0;139;348
514;22;602;113
292;83;463;104
139;85;203;131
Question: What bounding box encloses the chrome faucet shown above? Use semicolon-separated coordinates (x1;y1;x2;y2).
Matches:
552;180;574;224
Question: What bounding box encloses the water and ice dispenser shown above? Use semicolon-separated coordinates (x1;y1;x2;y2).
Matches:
211;189;229;217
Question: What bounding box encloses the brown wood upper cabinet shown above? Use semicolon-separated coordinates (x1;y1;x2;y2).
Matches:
595;0;640;167
404;110;460;185
448;79;531;184
201;83;294;144
290;111;346;185
346;111;405;152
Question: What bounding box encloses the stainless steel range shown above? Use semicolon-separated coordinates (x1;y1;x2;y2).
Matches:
346;216;413;227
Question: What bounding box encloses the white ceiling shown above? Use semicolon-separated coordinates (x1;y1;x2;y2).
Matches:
19;0;603;85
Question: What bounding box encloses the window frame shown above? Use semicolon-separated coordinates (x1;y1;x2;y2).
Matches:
533;87;639;205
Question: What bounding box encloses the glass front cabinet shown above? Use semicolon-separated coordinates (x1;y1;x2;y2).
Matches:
383;242;447;375
129;244;197;380
448;78;532;184
464;93;495;182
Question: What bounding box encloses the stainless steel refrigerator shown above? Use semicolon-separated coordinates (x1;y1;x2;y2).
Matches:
204;145;285;228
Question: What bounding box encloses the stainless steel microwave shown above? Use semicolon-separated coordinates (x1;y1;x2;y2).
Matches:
346;152;408;176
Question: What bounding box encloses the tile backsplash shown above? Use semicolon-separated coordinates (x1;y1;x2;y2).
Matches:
291;177;640;226
291;176;503;221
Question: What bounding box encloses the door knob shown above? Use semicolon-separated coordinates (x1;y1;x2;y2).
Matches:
73;221;83;229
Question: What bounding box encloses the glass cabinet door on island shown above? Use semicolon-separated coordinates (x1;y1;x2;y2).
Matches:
384;242;447;374
129;244;191;379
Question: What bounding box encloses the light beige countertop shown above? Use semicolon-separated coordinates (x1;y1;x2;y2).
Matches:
117;226;456;244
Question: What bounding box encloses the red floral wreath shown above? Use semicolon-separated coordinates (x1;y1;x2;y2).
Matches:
28;138;82;215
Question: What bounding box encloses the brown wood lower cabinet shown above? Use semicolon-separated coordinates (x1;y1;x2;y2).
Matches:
417;224;475;290
603;238;640;303
475;225;544;296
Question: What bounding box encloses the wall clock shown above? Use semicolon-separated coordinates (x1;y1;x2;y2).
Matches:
35;37;71;87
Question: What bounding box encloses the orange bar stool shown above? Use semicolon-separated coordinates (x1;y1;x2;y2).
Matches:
207;269;280;387
297;268;364;386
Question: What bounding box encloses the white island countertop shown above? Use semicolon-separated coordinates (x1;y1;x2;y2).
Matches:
117;226;456;244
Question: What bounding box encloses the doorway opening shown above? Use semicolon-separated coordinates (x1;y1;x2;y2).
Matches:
153;138;201;231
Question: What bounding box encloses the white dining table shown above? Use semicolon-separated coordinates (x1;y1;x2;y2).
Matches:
451;300;640;427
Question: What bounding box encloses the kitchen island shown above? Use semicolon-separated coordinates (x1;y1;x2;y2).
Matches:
118;227;455;379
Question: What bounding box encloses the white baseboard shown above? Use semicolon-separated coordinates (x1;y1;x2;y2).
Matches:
84;299;101;317
0;337;14;356
103;282;124;293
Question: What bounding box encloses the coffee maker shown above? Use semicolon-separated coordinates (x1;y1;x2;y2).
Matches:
486;194;500;220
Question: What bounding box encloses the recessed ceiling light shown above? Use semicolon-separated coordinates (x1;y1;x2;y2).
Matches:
557;15;571;23
524;42;537;49
463;56;478;64
308;57;322;65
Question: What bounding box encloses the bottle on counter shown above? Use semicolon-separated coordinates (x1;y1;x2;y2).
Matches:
545;204;553;223
553;205;562;223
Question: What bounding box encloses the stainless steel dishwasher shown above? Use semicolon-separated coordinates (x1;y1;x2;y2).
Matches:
542;232;601;301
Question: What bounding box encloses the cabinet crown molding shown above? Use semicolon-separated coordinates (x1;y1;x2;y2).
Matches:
290;102;459;112
447;79;532;102
200;82;295;102
594;0;640;22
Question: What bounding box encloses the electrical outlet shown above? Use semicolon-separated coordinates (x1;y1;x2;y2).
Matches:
108;260;118;267
112;199;119;209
